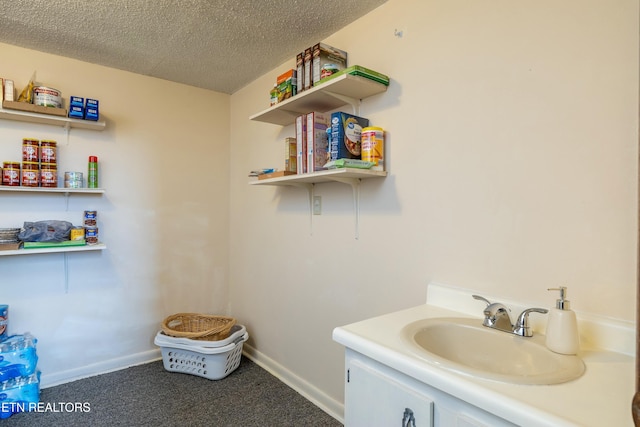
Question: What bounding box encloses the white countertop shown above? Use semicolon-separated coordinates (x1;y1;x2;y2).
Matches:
332;284;635;427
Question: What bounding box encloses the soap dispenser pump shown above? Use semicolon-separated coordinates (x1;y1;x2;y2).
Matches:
545;286;579;355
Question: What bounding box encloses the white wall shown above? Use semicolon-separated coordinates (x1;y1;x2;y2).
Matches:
0;43;231;386
229;0;639;412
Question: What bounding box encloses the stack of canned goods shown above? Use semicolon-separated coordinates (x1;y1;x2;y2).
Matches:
21;138;39;187
40;140;58;187
64;172;84;188
83;210;98;245
1;138;57;187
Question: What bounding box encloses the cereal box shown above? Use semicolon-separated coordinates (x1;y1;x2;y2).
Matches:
312;43;348;87
329;112;369;161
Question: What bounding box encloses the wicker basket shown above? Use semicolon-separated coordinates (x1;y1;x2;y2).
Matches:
161;313;236;341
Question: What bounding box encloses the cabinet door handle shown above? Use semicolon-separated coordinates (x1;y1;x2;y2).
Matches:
402;407;416;427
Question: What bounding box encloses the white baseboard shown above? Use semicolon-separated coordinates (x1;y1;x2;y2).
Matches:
242;343;345;424
40;349;162;388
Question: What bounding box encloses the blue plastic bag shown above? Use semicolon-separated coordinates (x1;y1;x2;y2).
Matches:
18;220;72;242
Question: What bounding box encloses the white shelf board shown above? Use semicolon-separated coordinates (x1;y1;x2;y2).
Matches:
0;186;105;195
250;74;388;126
250;168;387;186
0;108;105;130
0;243;106;256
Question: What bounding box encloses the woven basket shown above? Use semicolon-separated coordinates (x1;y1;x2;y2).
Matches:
161;313;236;341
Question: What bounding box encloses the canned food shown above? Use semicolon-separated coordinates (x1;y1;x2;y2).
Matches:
21;162;39;187
22;138;39;162
40;163;58;187
361;126;385;171
40;140;57;163
64;180;82;188
64;171;83;181
33;86;62;108
84;226;98;245
2;162;20;186
64;171;83;188
84;210;97;227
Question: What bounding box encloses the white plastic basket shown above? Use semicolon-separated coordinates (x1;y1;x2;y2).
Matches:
154;324;248;380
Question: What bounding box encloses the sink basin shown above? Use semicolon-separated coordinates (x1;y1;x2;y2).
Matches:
401;317;585;385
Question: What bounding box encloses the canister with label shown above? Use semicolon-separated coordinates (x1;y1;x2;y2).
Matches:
40;163;58;187
21;162;40;187
22;139;39;162
32;86;62;108
88;156;98;188
84;210;97;227
85;227;99;245
361;126;385;171
2;162;20;186
40;140;57;164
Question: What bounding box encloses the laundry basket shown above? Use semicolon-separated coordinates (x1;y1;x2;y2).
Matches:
154;324;248;380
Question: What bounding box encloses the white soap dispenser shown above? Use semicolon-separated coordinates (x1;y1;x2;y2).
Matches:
545;286;579;355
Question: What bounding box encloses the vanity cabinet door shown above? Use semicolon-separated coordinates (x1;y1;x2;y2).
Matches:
345;358;434;426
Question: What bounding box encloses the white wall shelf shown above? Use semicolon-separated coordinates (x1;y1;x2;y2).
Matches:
249;74;388;126
0;243;106;257
249;168;387;187
0;186;105;195
0;107;105;131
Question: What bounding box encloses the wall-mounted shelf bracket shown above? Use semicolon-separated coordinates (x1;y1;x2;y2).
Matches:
250;169;385;239
322;91;362;116
330;177;362;239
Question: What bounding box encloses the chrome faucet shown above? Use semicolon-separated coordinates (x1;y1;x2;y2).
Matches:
472;295;548;337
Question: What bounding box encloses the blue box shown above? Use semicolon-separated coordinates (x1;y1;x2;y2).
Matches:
84;107;99;121
69;96;84;108
329;112;369;161
85;98;99;109
68;105;84;119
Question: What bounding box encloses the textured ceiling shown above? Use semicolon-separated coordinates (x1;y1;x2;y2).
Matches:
0;0;387;94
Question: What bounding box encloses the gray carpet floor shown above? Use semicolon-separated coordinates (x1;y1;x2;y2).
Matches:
3;357;342;427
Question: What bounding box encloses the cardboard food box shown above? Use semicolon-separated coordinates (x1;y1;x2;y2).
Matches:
284;137;297;173
329;112;369;161
312;43;348;87
306;112;330;172
296;114;307;173
2;79;14;102
0;242;22;251
296;52;305;94
276;69;296;103
303;47;313;91
2;100;66;117
258;171;296;180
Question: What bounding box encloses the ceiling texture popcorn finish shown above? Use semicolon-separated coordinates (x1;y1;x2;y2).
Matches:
0;0;387;94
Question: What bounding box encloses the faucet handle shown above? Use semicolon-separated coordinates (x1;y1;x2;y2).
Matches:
472;294;492;307
513;307;549;337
